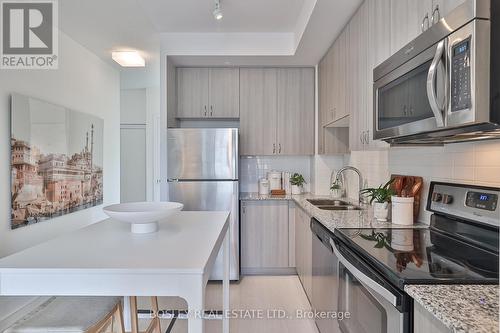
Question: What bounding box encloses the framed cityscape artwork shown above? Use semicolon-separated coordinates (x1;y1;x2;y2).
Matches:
10;93;104;229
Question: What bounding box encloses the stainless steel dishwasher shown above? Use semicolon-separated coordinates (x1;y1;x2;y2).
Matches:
310;218;341;333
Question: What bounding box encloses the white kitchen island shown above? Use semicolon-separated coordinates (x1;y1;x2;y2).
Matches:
0;211;231;333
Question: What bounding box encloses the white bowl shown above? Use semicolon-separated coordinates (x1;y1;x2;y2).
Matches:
103;202;183;233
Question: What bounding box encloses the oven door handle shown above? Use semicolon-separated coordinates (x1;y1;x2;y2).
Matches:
426;40;446;128
330;238;398;307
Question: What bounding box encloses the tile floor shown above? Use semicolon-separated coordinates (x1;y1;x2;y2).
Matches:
136;275;319;333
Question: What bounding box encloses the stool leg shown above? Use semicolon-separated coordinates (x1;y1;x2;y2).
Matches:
129;297;139;333
150;297;161;333
116;303;126;333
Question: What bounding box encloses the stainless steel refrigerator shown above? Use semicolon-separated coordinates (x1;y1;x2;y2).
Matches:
167;128;239;280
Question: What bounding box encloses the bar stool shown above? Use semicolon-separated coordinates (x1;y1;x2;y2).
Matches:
129;297;161;333
2;296;125;333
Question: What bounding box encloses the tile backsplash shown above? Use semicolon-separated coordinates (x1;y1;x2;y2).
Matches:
343;140;500;224
389;140;500;223
239;156;312;192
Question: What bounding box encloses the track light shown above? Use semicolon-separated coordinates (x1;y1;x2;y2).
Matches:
213;0;223;20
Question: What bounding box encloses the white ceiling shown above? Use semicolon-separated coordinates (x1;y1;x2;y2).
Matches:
59;0;362;68
168;0;361;66
139;0;307;33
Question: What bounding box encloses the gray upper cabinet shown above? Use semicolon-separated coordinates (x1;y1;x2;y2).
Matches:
333;27;348;122
390;0;467;56
176;67;239;119
432;0;467;24
276;68;315;155
239;68;278;156
208;68;240;118
318;26;350;155
321;27;348;126
177;68;209;118
318;58;328;154
348;3;367;152
240;67;315;156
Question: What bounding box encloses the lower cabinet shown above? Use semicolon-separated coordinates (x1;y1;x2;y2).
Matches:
240;200;292;274
295;206;313;301
414;302;452;333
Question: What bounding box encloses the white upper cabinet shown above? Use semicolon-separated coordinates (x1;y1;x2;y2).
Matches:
176;67;240;119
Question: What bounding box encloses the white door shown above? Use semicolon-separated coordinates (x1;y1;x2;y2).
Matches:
120;126;146;203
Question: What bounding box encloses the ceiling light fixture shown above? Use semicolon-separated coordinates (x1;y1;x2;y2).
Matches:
213;0;223;20
111;51;145;67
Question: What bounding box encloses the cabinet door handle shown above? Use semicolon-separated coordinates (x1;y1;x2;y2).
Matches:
278;143;282;154
365;131;370;145
210;105;213;117
432;5;440;24
204;105;208;117
273;143;276;154
421;13;429;32
360;132;364;145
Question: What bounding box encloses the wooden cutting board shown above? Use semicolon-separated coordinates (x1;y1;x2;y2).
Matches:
390;175;424;221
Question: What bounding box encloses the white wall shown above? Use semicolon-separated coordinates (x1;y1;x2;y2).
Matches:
0;31;120;258
121;89;147;124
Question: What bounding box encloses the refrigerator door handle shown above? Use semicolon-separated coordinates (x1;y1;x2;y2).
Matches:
167;178;179;182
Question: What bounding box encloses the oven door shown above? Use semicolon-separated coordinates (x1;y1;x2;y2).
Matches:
330;239;412;333
374;39;448;140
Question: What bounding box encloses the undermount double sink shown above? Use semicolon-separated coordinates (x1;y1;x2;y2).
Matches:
306;199;362;211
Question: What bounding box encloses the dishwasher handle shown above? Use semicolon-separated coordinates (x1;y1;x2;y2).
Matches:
329;238;398;307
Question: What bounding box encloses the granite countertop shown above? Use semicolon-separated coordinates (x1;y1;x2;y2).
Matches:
405;284;499;333
240;192;428;233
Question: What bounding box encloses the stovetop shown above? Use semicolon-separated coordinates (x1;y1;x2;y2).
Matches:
334;220;499;288
334;182;499;289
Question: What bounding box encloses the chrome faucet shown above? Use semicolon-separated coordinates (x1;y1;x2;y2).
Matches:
334;166;365;204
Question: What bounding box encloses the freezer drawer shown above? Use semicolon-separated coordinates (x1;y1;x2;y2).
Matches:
168;180;239;280
167;128;238;180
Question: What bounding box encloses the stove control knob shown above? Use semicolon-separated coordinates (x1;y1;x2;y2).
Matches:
442;194;453;205
432;192;442;202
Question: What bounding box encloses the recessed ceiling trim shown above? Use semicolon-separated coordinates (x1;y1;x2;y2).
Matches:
160;32;295;56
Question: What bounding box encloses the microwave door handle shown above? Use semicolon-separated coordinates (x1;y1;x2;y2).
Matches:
426;40;446;127
330;238;398;307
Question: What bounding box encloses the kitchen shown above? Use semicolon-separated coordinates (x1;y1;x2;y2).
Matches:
0;0;499;333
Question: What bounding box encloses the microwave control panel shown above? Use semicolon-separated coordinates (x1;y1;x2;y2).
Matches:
451;38;471;112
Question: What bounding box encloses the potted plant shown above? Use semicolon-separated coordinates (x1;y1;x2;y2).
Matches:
360;179;395;222
290;173;306;195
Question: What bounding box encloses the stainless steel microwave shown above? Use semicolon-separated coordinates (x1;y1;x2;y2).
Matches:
373;0;500;144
